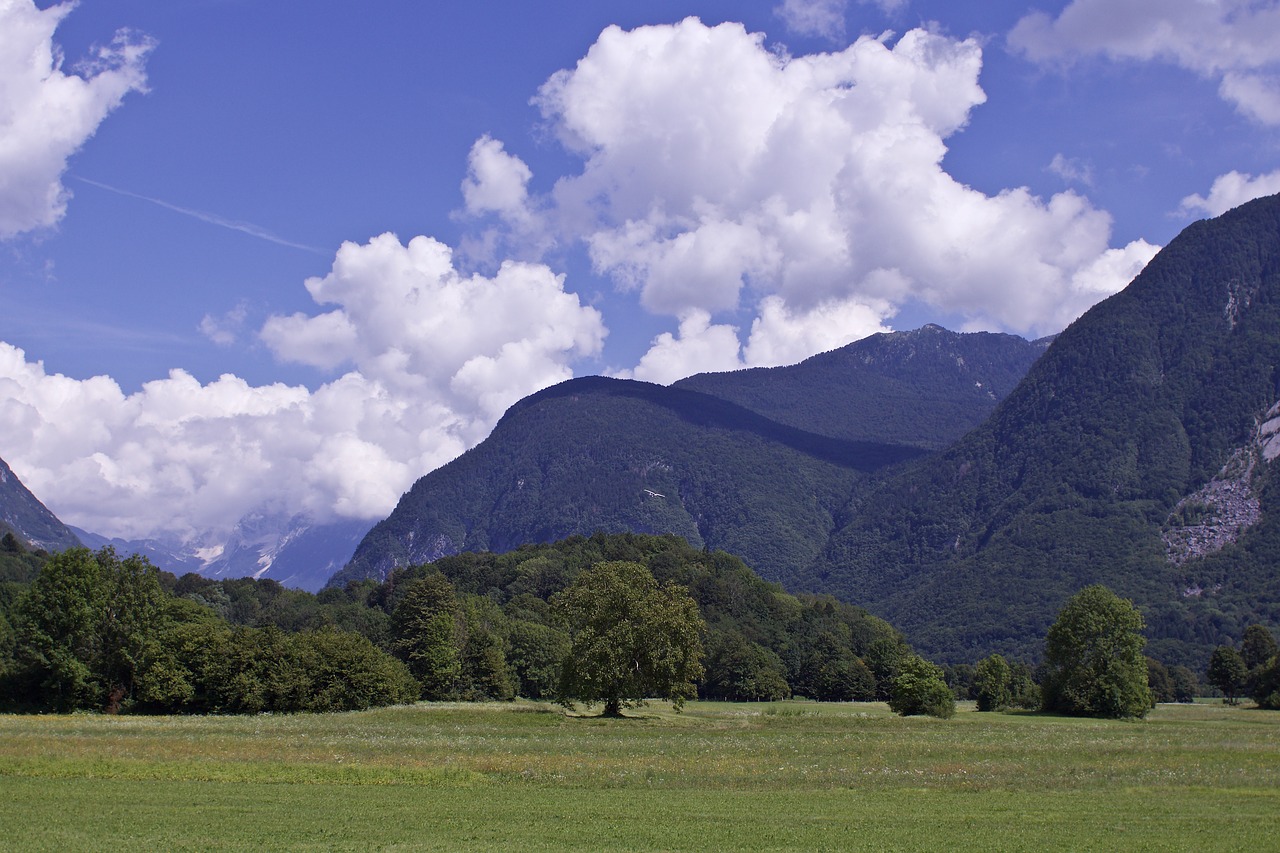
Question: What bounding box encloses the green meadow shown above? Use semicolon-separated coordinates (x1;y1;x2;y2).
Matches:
1;700;1276;851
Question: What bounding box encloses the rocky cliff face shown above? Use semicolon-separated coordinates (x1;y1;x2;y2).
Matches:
1163;400;1280;567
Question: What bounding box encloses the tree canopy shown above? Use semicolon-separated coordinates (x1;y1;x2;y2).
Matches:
1041;585;1152;719
552;560;704;716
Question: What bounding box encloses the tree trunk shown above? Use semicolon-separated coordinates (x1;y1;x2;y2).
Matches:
602;696;622;717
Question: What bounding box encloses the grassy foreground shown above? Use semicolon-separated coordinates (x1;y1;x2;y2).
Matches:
1;700;1276;851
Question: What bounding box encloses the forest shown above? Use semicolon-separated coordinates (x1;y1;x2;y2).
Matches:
5;530;1277;717
1;533;914;714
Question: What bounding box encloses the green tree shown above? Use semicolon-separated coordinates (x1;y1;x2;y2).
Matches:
1251;658;1280;709
1207;645;1248;705
1008;661;1041;709
1240;624;1278;701
703;630;791;702
888;654;955;718
457;596;514;701
12;547;167;712
793;631;876;702
1240;625;1278;670
506;619;570;699
553;561;704;717
1041;585;1152;719
1169;665;1198;703
390;573;462;700
973;653;1013;712
1146;658;1175;704
286;628;418;712
863;636;908;701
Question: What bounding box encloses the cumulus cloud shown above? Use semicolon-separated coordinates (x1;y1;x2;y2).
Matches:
0;0;152;238
0;236;605;540
519;19;1155;381
461;134;534;223
744;294;892;367
1010;0;1280;125
1180;169;1280;217
625;311;745;385
261;233;605;424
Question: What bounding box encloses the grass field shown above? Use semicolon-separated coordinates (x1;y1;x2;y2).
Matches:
1;700;1277;850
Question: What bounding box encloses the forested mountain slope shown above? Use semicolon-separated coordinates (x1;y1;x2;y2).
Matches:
808;194;1280;666
332;377;919;588
676;325;1049;450
331;328;1046;590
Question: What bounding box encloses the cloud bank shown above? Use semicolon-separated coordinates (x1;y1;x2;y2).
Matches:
483;19;1157;380
0;236;603;540
0;0;152;238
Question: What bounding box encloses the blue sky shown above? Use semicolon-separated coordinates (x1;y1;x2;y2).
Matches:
2;0;1279;544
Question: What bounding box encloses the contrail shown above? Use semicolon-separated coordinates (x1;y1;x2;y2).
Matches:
72;176;328;255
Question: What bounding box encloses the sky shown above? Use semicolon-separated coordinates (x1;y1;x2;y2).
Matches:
2;0;1279;546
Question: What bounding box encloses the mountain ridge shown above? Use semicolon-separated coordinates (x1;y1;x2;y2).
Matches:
0;456;81;553
807;193;1280;664
331;326;1048;590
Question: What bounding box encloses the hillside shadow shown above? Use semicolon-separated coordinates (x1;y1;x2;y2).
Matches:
514;376;928;473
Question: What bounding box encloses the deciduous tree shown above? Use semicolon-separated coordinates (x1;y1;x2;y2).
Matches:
390;573;462;700
888;654;955;718
973;653;1013;712
553;561;704;716
1040;585;1152;719
12;547;167;712
1207;645;1247;705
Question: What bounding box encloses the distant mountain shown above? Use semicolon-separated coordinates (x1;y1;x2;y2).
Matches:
77;513;371;593
807;193;1280;666
197;512;371;593
0;455;80;552
71;528;205;575
329;327;1047;589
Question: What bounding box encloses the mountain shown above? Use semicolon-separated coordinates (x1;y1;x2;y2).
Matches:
77;513;371;593
0;455;80;553
196;512;371;592
70;528;205;575
330;327;1047;589
675;324;1051;450
806;193;1280;666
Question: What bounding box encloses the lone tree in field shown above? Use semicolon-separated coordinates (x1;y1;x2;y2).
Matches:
973;653;1013;712
888;653;955;719
1041;584;1152;719
552;561;704;717
1207;645;1248;706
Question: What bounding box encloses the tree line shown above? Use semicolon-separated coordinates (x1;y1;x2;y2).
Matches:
2;533;1277;719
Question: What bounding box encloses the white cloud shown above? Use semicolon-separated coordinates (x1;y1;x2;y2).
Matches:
261;233;605;422
0;235;605;541
775;0;848;41
461;134;534;223
625;310;744;385
775;0;907;39
1010;0;1280;125
1180;169;1280;217
0;0;152;238
745;294;892;367
523;19;1155;381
